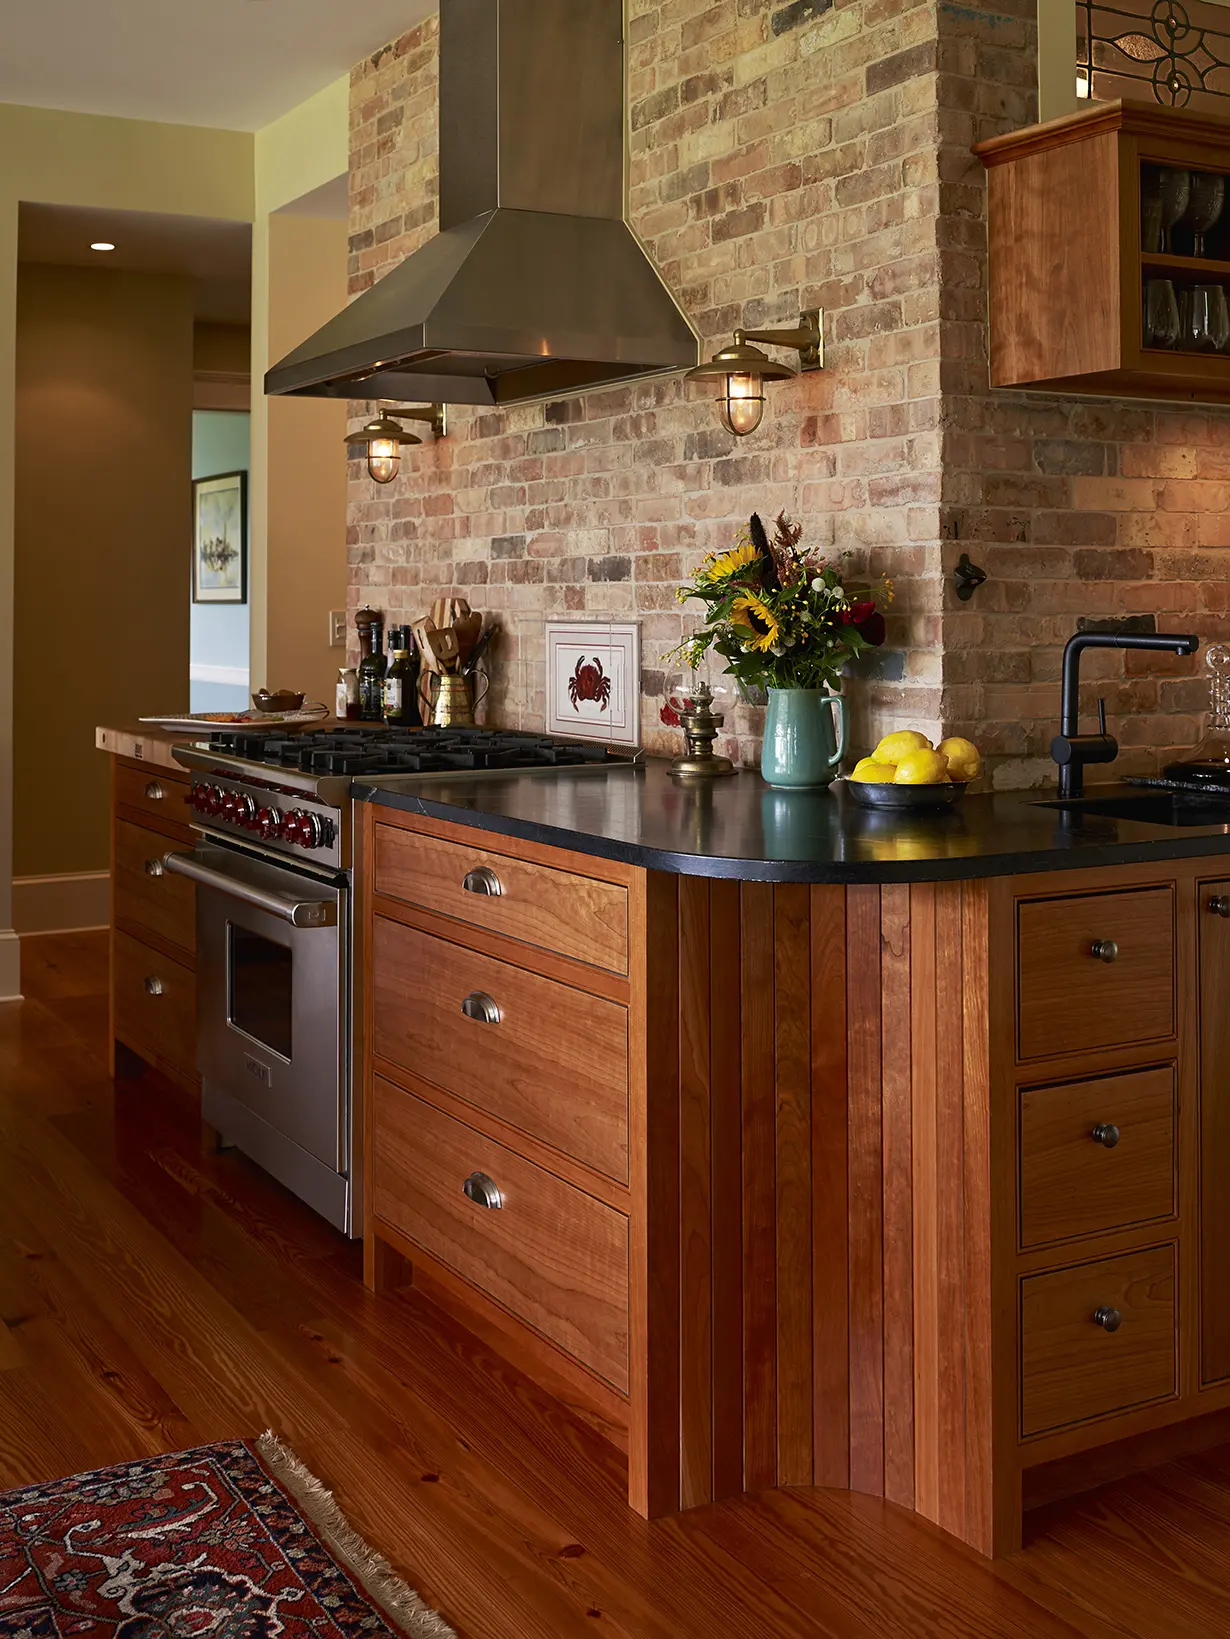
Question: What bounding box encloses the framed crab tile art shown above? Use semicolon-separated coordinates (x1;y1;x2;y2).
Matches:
545;620;641;746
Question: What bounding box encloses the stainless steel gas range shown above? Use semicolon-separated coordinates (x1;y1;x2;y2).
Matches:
168;726;628;1235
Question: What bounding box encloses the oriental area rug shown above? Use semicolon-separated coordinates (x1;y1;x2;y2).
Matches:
0;1433;454;1638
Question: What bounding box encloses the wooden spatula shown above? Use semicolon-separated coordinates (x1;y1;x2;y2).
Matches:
412;616;441;672
427;627;461;673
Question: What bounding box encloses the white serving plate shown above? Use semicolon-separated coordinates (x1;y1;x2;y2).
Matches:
139;704;329;733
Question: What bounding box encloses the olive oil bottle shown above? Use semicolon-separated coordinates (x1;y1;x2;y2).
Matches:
383;626;421;727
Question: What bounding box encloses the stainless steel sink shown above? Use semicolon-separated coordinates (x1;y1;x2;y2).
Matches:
1035;793;1230;828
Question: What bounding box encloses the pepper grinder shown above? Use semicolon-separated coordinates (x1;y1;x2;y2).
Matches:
669;681;736;780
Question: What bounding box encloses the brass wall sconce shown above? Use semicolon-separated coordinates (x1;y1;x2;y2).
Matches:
345;404;447;484
686;309;824;436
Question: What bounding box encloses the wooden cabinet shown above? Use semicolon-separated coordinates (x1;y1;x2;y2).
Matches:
360;807;1230;1560
106;744;199;1095
1019;1065;1176;1250
1021;1246;1177;1436
371;916;629;1182
975;99;1230;404
374;821;629;974
373;1077;629;1391
1200;878;1230;1385
1017;885;1175;1060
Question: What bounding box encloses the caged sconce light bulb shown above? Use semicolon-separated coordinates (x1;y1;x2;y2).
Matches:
686;310;825;437
345;404;447;484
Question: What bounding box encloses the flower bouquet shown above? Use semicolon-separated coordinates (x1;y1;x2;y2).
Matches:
669;513;892;788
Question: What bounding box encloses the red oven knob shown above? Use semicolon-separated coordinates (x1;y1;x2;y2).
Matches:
221;791;240;822
298;813;324;849
256;806;282;840
205;785;224;815
190;783;209;813
281;811;305;844
235;794;257;827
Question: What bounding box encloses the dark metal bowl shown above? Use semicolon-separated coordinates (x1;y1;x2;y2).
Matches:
252;689;306;714
841;777;967;810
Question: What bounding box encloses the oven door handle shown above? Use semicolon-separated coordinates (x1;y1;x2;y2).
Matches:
163;852;337;928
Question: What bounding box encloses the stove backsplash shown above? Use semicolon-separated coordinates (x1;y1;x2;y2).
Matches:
348;4;1225;785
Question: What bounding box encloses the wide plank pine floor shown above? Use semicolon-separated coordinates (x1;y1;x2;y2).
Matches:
4;931;1230;1638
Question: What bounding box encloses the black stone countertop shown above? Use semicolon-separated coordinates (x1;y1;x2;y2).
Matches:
353;761;1230;884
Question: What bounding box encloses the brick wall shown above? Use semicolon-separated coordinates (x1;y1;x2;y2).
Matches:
347;0;952;761
939;0;1227;786
348;2;1230;778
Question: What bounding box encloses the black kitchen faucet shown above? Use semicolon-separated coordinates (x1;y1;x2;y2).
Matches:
1051;630;1200;798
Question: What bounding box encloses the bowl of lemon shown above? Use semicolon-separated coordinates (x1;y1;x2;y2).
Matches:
842;731;982;810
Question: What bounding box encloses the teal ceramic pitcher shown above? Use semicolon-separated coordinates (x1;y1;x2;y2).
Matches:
760;688;848;789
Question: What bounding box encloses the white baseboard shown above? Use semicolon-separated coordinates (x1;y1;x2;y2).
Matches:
0;929;20;1002
189;663;250;686
13;871;110;936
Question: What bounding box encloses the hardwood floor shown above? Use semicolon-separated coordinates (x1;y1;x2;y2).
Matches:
5;932;1230;1638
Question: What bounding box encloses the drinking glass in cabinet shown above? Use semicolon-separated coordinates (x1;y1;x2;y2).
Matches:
1187;285;1230;352
1183;172;1226;258
1141;165;1164;252
1144;278;1180;348
1159;169;1191;254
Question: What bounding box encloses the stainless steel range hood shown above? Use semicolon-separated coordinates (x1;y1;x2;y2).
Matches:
265;0;698;408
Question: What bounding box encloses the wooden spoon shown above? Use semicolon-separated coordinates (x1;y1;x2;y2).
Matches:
412;616;441;673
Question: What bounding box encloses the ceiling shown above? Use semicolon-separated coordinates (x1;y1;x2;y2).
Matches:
18;203;253;324
0;0;435;132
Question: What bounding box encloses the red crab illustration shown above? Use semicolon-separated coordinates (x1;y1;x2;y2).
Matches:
568;655;612;711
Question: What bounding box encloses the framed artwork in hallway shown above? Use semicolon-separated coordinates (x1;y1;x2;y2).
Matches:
192;470;247;604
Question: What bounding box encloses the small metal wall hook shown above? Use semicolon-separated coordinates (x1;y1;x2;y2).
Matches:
954;553;987;601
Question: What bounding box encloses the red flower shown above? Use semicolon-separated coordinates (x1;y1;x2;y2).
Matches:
842;601;886;646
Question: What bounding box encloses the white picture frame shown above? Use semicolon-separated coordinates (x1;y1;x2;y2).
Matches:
545;620;641;746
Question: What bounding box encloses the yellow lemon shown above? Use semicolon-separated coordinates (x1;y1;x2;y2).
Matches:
938;736;982;783
849;757;897;783
872;730;932;764
895;749;951;785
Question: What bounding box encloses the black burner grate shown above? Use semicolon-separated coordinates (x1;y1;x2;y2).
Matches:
205;726;620;777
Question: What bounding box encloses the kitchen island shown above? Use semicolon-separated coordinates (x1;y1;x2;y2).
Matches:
354;764;1230;1556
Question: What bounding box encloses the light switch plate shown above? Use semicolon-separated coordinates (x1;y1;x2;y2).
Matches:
329;610;347;648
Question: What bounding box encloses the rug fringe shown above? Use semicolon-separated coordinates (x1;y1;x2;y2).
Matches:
254;1431;457;1639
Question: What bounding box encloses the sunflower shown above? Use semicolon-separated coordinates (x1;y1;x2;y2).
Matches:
699;541;760;585
731;591;780;653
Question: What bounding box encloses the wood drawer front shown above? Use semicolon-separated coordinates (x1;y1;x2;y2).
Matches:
115;761;191;835
1017;887;1175;1060
1020;1245;1176;1438
374;823;629;976
114;820;196;956
113;929;197;1083
1019;1066;1176;1250
372;917;629;1183
373;1078;629;1391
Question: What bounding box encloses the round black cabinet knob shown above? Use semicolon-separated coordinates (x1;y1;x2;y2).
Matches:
1209;896;1230;918
1093;1305;1122;1333
1090;939;1119;963
1092;1122;1121;1149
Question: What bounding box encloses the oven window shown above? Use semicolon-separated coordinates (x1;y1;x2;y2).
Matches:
228;925;293;1060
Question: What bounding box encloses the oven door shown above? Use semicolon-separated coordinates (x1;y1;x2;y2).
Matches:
166;842;345;1170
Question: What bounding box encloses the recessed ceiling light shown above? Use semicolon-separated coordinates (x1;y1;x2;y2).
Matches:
90;241;116;252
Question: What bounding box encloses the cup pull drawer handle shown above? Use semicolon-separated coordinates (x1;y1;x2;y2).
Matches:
461;991;500;1025
1210;895;1230;918
144;858;165;878
143;781;166;801
1090;938;1119;963
144;976;164;997
1093;1305;1122;1333
462;866;503;897
1092;1122;1120;1148
463;1171;503;1210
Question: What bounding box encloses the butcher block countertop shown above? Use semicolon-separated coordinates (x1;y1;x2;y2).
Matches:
96;724;193;772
